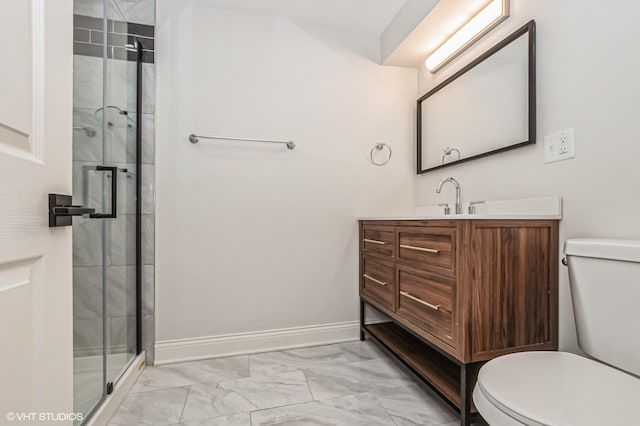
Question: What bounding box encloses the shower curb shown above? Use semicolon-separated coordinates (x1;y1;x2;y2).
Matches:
85;352;146;426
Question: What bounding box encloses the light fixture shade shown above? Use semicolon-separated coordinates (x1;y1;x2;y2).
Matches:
425;0;510;73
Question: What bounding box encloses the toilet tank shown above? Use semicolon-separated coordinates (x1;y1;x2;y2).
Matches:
565;239;640;377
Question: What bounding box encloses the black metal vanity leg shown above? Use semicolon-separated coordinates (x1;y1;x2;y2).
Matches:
359;299;365;341
460;364;471;426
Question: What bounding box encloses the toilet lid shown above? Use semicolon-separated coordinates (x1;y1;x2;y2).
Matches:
476;352;640;426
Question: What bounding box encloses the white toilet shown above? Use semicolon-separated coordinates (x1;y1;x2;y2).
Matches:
473;239;640;425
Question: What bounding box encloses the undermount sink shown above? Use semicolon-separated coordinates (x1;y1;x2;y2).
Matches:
358;196;562;221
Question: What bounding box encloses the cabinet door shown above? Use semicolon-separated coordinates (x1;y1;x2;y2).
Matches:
361;255;395;311
362;225;395;260
396;226;456;277
470;221;559;361
397;265;456;348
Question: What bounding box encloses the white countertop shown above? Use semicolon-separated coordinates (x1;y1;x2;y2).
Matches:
358;196;563;221
358;213;562;220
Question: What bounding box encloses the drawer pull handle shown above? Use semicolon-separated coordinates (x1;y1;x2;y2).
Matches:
400;244;439;253
363;274;388;286
400;291;440;311
363;238;388;245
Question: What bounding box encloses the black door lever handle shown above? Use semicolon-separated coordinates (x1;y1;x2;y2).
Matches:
52;206;97;216
49;194;98;227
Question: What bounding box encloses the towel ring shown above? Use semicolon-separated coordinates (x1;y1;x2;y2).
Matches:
370;143;392;166
442;147;461;164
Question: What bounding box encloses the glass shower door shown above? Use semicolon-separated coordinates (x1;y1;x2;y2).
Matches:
104;0;139;390
72;0;107;417
72;0;140;420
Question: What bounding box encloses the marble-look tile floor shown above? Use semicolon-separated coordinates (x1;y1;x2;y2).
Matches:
108;340;460;426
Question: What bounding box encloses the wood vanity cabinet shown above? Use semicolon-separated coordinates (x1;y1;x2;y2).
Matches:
358;219;559;425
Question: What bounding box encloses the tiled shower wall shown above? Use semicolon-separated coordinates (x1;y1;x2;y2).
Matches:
72;0;156;365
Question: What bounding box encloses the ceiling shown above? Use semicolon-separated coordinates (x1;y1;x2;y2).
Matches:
189;0;494;67
195;0;408;35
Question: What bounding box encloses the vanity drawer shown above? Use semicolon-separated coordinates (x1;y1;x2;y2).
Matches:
397;265;456;347
362;225;395;260
396;227;456;277
361;255;395;311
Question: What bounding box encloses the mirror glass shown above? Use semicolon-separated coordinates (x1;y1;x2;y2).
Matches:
417;21;535;173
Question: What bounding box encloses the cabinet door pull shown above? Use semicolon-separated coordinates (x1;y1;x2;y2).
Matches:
400;291;440;310
363;238;388;245
400;244;439;253
363;274;387;286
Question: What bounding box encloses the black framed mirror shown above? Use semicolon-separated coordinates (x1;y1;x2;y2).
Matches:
417;20;536;173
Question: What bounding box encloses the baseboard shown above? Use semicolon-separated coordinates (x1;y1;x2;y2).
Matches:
86;352;146;426
154;321;363;365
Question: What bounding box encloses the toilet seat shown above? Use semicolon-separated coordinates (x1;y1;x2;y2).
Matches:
473;351;640;426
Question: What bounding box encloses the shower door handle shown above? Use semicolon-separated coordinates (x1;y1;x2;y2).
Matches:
89;166;118;219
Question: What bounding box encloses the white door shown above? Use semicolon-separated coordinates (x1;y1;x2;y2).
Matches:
0;0;74;421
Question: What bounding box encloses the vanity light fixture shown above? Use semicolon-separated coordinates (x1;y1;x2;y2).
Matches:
425;0;510;73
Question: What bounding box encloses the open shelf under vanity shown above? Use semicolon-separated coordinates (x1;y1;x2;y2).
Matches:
362;320;482;423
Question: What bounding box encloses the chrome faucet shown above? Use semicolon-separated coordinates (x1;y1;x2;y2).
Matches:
436;177;462;214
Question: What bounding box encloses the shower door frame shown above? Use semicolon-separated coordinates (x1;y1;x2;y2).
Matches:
135;39;143;356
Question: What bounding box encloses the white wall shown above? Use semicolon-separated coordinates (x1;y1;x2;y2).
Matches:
155;2;416;349
416;0;640;352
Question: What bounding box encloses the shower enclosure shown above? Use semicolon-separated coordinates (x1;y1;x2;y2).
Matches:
72;0;144;420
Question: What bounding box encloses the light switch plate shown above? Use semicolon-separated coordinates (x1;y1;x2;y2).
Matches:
544;128;575;163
